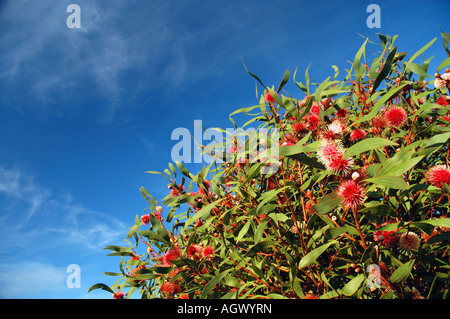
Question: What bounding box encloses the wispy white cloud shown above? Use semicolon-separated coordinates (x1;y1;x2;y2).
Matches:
0;0;264;123
0;165;127;253
0;261;67;298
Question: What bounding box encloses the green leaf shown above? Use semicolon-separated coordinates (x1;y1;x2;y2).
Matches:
298;240;336;269
149;213;170;244
314;76;331;104
437;56;450;72
241;58;266;89
245;240;277;257
88;283;115;294
372;47;397;92
277;69;290;93
236;220;252;243
404;37;436;71
365;176;408;190
138;229;167;244
325;226;359;239
342;274;365;296
311;192;342;215
406;62;433;78
256;187;288;213
344;138;397;159
375;151;424;177
201;269;232;299
354;38;369;86
414;218;450;229
185;199;221;227
390;259;415;284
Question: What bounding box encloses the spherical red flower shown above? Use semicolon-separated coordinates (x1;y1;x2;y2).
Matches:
436;96;450;106
374;229;399;248
292;121;307;133
371;115;388;130
385;106;408;128
306;113;321;131
317;140;344;164
112;291;124;299
350;129;367;142
160;281;182;296
335;108;349;119
265;91;277;103
140;214;150;225
425;165;450;187
337;180;366;209
187;244;202;258
325;154;354;175
162;247;181;266
201;246;215;258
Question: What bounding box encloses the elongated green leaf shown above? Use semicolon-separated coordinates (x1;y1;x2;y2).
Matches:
344;138;397;159
372;47;397;92
236;220;252;243
312;192;342;215
185;199;221;227
229;104;264;117
405;38;437;70
413;218;450;229
390;259;415;284
354;38;369;86
406;62;433;78
375;151;424;177
245;240;277;257
325;226;359;239
298;240;336;269
314;76;331;103
149;213;170;244
342;274;365;296
256;187;288;213
88;283;115;294
437;56;450;72
365;176;408;190
277;69;290;93
201;269;232;299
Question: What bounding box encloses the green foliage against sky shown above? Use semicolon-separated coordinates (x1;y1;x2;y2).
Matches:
91;33;450;299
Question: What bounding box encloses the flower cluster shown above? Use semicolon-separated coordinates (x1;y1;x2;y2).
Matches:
434;69;450;90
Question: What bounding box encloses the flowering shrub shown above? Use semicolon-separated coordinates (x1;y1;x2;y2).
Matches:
90;34;450;299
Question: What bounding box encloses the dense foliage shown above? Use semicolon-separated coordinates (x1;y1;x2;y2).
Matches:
90;33;450;299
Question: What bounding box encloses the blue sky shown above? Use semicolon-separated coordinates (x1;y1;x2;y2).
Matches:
0;0;449;298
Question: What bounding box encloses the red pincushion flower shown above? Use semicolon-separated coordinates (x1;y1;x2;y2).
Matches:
162;247;181;266
140;214;150;225
201;246;215;258
265;91;277;103
336;108;349;118
350;129;367;142
337;180;366;209
160;281;182;296
317;140;344;164
437;96;449;106
292;121;307;133
112;291;124;299
385;106;408;128
374;229;399;248
325;154;354;175
425;165;450;187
